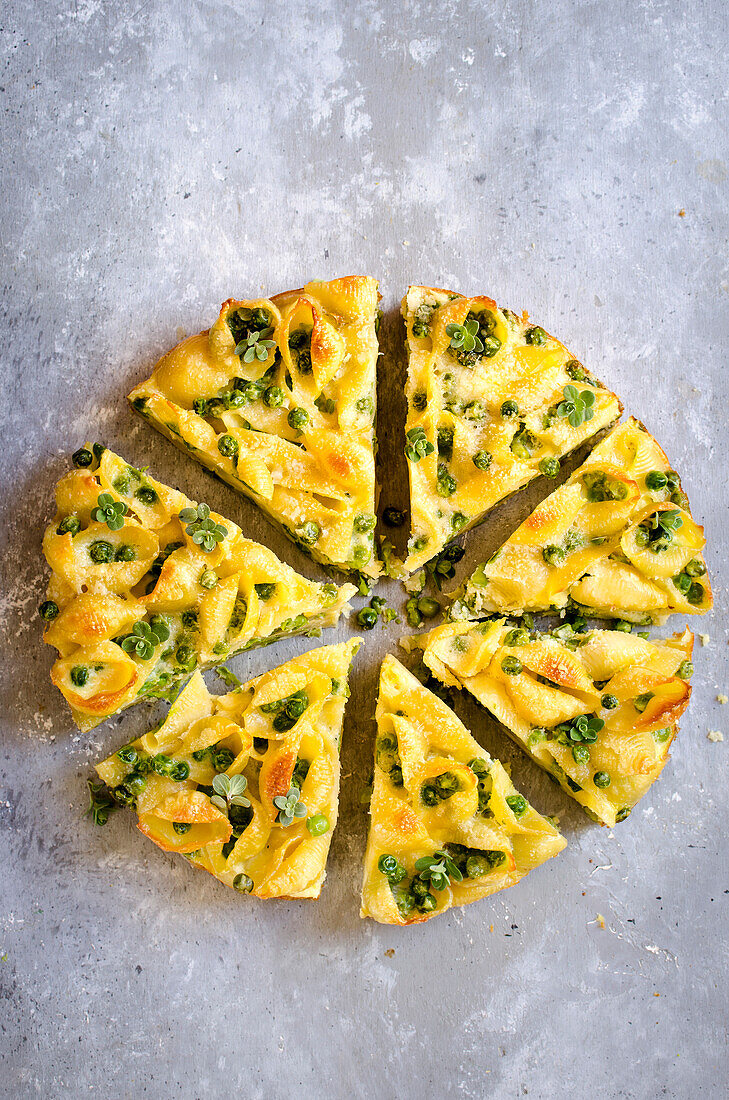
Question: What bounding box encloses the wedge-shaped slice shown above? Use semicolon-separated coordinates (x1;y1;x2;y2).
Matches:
128;276;380;578
411;620;694;827
453;418;711;624
401;285;622;571
95;640;359;898
360;654;565;925
40;444;356;731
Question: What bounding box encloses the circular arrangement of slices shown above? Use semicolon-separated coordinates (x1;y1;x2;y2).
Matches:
39;277;712;924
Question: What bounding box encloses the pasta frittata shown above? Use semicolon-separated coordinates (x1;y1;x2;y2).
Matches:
96;640;359;898
411;620;694;827
360;655;566;925
452;418;711;624
401;285;622;572
40;445;355;731
128;276;381;578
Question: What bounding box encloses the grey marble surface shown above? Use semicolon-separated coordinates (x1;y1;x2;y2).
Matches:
1;1;728;1097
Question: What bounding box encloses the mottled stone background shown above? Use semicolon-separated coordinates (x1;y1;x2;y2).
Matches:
1;1;727;1097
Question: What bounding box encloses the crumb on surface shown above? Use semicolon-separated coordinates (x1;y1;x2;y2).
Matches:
596;913;606;929
717;694;728;705
700;633;710;647
707;730;724;743
678;209;686;216
384;948;395;958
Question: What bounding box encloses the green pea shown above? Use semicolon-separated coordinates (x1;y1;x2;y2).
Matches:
175;644;194;667
615;807;631;823
89;540;114;563
504;628;529;646
593;771;611;789
116;745;138;765
135;486;158;505
615;620;633;633
254;582;276;601
126;772;147;796
645;470;668;491
528;727;547;746
412;391;427;411
173;822;192;835
378;854;407;883
169;761;190;782
601;693;619;710
687;582;704;605
72;447;94;468
114;545;136;562
542;545;565;567
92;443;106;461
472;450;492;470
676;660;693;679
200;569;218;589
526;326;547;345
70;665;89;687
451;513;468;532
212;748;236;771
233;873;254;893
287;407;309;431
539;456;560;478
501;656;523;676
652;728;672;743
419;893;437;912
501;399;519;418
565;359;586;381
263;386;285;407
506;794;527;816
57;515;81;536
572;744;590;766
357;607;378;630
297;521;320;544
354;513;376;533
218;434;239;459
306;814;330;836
39;600;59;622
434;772;459;798
468;757;489;777
465;855;489;878
685;559;706;577
112;783;135;806
152;753;174;776
417;597;440;619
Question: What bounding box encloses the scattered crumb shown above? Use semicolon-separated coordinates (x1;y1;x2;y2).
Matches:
678;209;686;217
489;924;494;933
384;948;395;958
175;326;187;341
596;913;606;929
707;730;724;743
582;891;586;897
700;633;710;647
717;694;727;705
654;992;660;997
404;571;425;594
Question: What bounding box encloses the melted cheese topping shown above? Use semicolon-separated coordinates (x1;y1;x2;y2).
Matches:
42;446;355;731
128;276;380;577
359;655;565;925
96;641;359;899
413;621;694;827
455;418;712;624
401;285;622;571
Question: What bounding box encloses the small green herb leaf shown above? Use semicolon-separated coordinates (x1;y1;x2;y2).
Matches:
92;492;128;531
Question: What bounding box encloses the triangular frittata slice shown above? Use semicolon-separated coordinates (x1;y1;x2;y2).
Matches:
40;444;356;731
94;640;359;898
412;620;694;827
360;654;565;925
128;276;380;578
401;286;622;571
452;418;712;624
